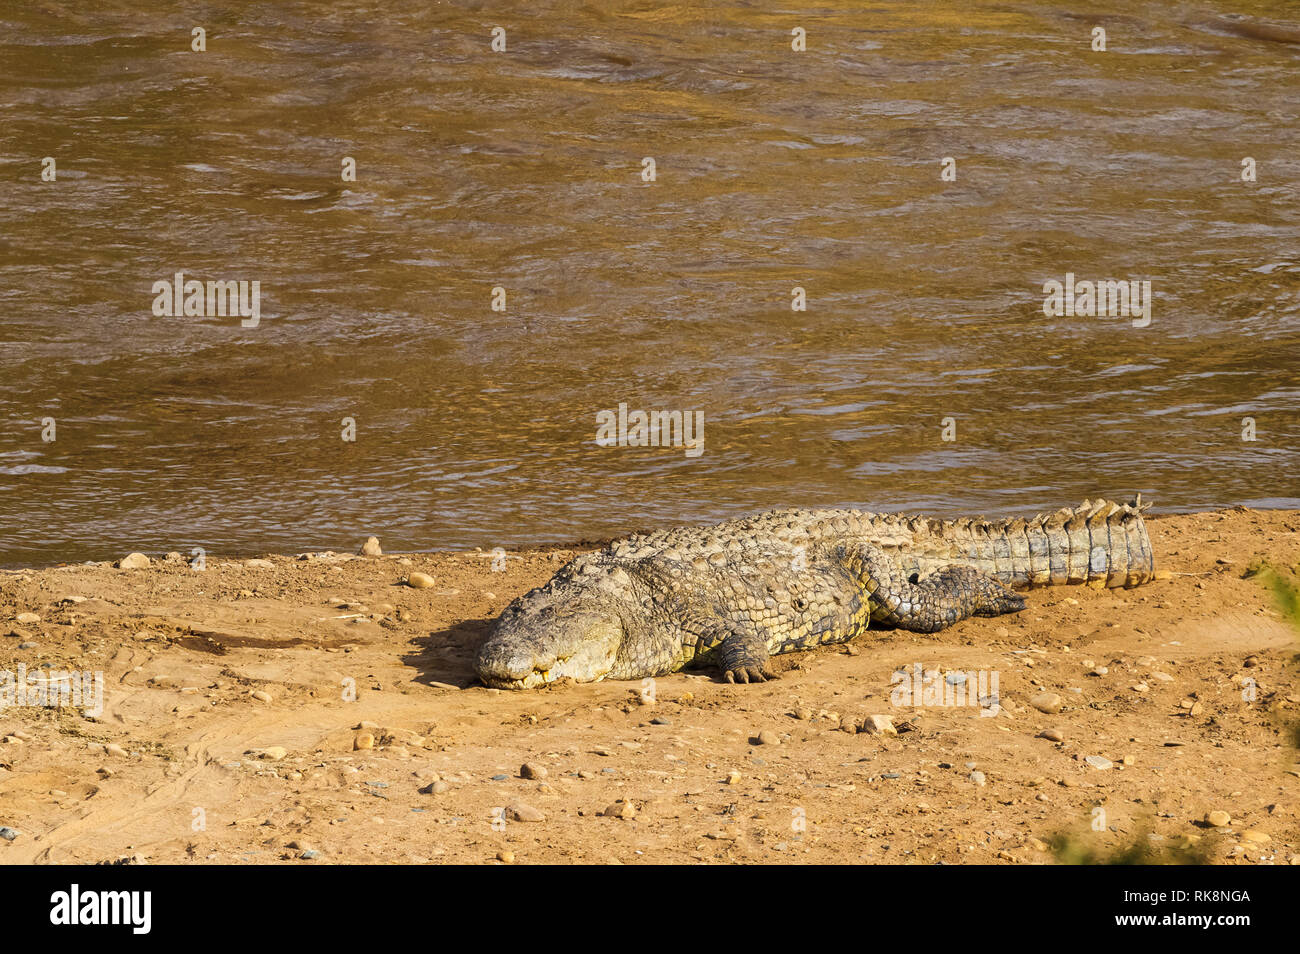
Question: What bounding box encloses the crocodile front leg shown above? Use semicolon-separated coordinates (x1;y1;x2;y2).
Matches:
836;543;1026;633
681;616;779;684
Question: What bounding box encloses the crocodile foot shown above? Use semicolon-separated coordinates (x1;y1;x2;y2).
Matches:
718;631;780;684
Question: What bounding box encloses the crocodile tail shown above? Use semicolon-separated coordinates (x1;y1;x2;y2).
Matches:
904;496;1154;589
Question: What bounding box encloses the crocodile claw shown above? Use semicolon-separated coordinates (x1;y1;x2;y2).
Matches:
724;666;779;684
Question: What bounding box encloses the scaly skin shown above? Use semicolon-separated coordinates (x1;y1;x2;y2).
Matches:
475;497;1155;688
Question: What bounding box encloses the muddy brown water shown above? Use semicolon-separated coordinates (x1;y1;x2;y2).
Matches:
1;1;1297;568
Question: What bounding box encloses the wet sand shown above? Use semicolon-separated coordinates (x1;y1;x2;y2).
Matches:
1;508;1297;864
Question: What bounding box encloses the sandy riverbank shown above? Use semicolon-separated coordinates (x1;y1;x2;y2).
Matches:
1;508;1297;865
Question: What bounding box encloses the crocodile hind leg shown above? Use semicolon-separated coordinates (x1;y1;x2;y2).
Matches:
836;543;1026;634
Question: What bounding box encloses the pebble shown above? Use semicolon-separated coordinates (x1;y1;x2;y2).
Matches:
1241;830;1270;844
17;642;36;650
1030;692;1063;714
507;802;545;823
521;763;547;780
1084;755;1113;770
970;771;986;787
0;827;19;841
419;780;450;794
1207;810;1231;827
104;743;128;758
259;747;287;762
15;613;39;624
354;733;374;750
251;690;273;703
1150;672;1174;682
1037;728;1065;743
860;714;897;736
650;717;671;726
361;536;382;557
726;771;742;785
497;850;515;864
756;730;781;746
300;850;320;860
406;571;435;589
117;553;151;570
244;558;274;569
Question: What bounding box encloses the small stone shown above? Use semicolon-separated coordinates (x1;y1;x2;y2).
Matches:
1206;810;1231;827
117;553;151;570
1037;728;1065;743
859;714;897;736
1030;692;1063;714
251;690;273;703
497;850;515;864
1090;667;1108;676
756;730;780;746
15;613;39;624
603;800;638;819
0;827;19;841
970;771;986;787
300;850;320;860
419;780;450;795
1241;830;1270;844
1084;755;1113;770
361;536;382;557
1131;682;1149;693
507;802;545;823
726;770;742;785
259;746;287;762
1150;672;1174;682
406;571;435;589
354;733;374;750
17;642;36;650
104;743;128;758
521;763;547;780
793;707;812;721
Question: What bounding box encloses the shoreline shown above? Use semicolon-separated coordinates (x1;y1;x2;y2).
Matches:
3;504;1296;576
0;507;1297;864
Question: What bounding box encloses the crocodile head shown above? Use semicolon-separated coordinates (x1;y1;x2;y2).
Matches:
475;571;629;689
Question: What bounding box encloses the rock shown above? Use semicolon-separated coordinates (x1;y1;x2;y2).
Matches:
1241;830;1270;844
244;558;274;569
859;714;897;736
406;571;435;589
15;612;39;624
300;850;320;860
1030;692;1063;714
520;763;547;780
251;690;273;703
419;780;450;794
970;771;987;787
117;553;151;570
17;642;36;650
793;707;812;721
1037;728;1065;743
0;827;19;841
259;746;287;762
507;802;545;823
604;800;637;819
1084;755;1113;770
1206;810;1231;827
726;770;742;785
1149;672;1174;682
354;733;374;750
756;729;780;745
104;743;128;758
360;536;382;557
497;850;515;864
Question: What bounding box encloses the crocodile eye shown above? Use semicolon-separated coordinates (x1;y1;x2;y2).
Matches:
793;597;807;612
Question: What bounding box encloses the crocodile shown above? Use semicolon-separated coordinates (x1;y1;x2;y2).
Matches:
475;497;1155;689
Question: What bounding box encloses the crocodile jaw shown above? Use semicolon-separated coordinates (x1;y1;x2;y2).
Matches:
476;609;623;689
